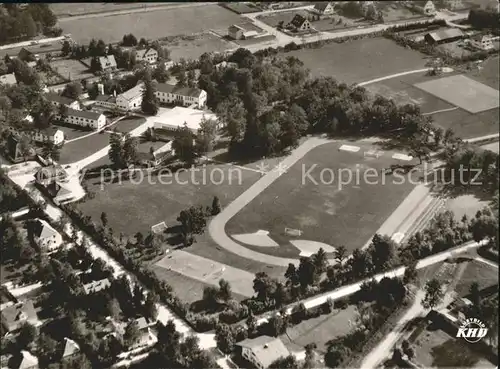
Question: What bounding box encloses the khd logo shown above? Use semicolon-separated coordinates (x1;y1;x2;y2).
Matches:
456;318;488;343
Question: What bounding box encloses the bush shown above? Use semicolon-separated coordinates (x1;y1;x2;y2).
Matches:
189;313;218;332
219;309;240;324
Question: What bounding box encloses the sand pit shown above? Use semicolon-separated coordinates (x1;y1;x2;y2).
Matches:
232;230;279;247
289;240;336;257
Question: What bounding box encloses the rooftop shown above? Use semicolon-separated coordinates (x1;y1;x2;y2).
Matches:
289;14;309;28
1;300;38;330
83;278;111;294
155;82;204;98
237;336;290;368
95;94;117;103
118;82;144;102
0;73;17;85
32;218;60;240
426;28;464;42
61;337;80;358
66;107;103;120
46;92;76;106
154;106;217;133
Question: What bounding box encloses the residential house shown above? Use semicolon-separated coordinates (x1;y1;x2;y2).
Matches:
136;142;172;167
312;2;335;15
135;47;158;64
31;218;63;252
412;0;437;15
154;83;207;108
121;317;156;350
43;181;76;205
11;351;38;369
60;338;80;361
236;336;290;369
83;278;111;295
35;165;68;186
424;28;464;44
30;127;65;146
94;94;117;110
1;301;38;333
228;25;245;40
227;24;260;40
0;287;16;311
470;34;494;50
116;83;144;111
286;14;312;32
56;108;106;130
98;55;117;71
0;73;17;86
45;93;80;110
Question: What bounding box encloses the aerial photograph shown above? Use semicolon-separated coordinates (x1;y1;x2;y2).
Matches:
0;1;498;369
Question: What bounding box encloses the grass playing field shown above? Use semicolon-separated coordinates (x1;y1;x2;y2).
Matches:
225;141;418;257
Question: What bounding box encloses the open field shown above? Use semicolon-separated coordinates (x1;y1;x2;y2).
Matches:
280;305;358;354
58;5;244;44
59;130;110;164
50;2;182;16
480;142;499;153
412;324;495;368
160;33;235;63
445;194;491;219
221;2;262;14
49;59;94;82
78;162;262;236
365;61;500;139
154;250;255;298
285;37;428;84
226;142;418;257
109;116;147;134
57;125;93;141
454;260;499;297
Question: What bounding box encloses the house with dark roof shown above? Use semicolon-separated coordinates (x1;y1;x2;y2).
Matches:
94;94;117;110
237;336;290;369
98;55;117;71
470;34;494;50
411;0;436;15
1;301;39;333
31;218;63;252
312;2;335;15
45;93;80;110
136;142;172;168
5;133;36;163
424;28;464;44
0;73;17;86
154;82;207;108
286;14;312;32
30;127;65;146
56;107;106;130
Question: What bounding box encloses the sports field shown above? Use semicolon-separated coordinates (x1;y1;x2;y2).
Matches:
225;141;418;257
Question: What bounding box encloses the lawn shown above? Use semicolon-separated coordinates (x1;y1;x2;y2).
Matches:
226;141;418;257
110;116;147;134
221;2;262;14
285;37;428;84
365;66;500;139
445;194;491;219
78;161;262;236
280;305;358;354
454;260;499;297
58;130;111;164
160;33;235;63
50;2;178;16
49;59;94;82
58;5;244;44
412;324;494;368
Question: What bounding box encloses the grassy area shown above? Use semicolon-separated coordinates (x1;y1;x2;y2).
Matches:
413;325;494;368
445;194;491;219
56;125;92;141
285;37;428;84
454;260;499;297
226;141;417;257
280;305;358;354
59;5;244;44
50;2;179;16
78;161;262;236
58;130;110;164
220;2;262;14
160;33;235;63
49;59;94;82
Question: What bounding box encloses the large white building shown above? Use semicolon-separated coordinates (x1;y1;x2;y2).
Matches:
153;106;217;135
30;127;65;146
46;93;80;110
155;83;207;108
237;336;290;369
116;83;144;111
57;108;106;130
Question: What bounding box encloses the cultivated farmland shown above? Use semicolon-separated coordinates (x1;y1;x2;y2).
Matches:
58;5;244;44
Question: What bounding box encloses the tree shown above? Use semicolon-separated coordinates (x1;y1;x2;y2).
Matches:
100;211;108;227
285;263;299;286
403;261;418;285
176;206;207;244
17;323;38;349
218;279;232;302
90;56;101;73
211;196;221;215
108;131;123;167
268;313;287;337
215;324;235;354
297;257;318;290
324;344;350;368
172;123;196;164
253;272;277;302
369;234;395;272
469;282;481;306
123;320;141;348
106;298;122;319
32;97;55;129
36;333;58;363
195;116;218;155
176;70;187;87
187;69;197;88
61;40;72;56
334;245;347;264
422;279;444;310
122;34;138;47
62;82;83;100
203;285;219;309
269;355;299;369
153;61;169;83
312;247;328;274
246;311;257;335
144;293;159;321
141;68;159;115
42;143;61;162
303;343;317;369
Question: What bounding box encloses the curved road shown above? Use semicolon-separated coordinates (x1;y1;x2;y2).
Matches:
208;68;438;267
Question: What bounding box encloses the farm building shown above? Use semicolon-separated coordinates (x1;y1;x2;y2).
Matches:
136;141;173;167
312;2;335;15
286;14;312;31
0;73;17;86
154;106;217;135
424;28;464;44
30;127;65;146
154;83;207;108
469;34;494;50
228;24;259;40
236;336;290;369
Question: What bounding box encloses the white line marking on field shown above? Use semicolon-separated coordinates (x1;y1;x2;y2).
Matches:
339;145;360;153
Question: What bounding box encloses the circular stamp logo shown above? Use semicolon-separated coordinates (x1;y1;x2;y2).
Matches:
456;318;488;343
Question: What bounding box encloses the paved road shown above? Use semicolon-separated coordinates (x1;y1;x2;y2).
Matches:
0;36;65;51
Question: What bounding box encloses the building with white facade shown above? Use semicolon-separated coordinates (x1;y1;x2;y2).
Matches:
32;218;63;251
153;106;217;135
155;83;207;108
30;127;65;146
0;73;17;86
94;94;117;110
46;93;80;110
116;83;144;111
470;34;494;51
57;108;106;130
135;47;158;64
237;336;290;369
